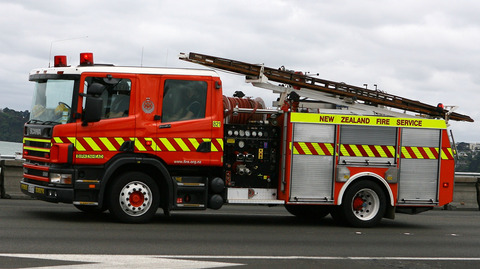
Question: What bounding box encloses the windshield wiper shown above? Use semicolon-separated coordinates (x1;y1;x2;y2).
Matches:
42;121;61;125
27;119;44;124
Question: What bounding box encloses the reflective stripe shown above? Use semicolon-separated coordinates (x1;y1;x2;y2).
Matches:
400;146;454;160
100;137;116;151
24;137;51;143
340;144;395;158
292;142;334;156
52;137;225;153
84;137;101;151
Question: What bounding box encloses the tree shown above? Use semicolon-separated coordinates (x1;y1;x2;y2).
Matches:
0;108;30;142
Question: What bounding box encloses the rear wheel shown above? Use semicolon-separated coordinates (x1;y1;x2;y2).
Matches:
340;180;386;228
285;205;330;220
108;172;160;223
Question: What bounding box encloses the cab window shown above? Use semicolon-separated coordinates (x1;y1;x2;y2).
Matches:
162;79;207;122
84;77;131;119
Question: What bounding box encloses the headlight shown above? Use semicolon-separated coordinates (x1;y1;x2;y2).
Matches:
50;173;72;184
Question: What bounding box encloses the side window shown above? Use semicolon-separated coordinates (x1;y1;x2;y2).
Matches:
162;79;207;122
84;77;131;119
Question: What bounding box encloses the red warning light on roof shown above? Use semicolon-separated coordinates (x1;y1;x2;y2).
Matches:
80;52;94;66
54;55;67;67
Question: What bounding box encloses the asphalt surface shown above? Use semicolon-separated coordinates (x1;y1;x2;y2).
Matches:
1;199;480;268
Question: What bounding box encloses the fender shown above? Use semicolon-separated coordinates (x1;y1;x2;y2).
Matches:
336;171;394;206
97;155;173;209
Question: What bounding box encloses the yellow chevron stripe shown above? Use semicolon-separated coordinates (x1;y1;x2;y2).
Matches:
350;145;362;157
207;138;220;152
340;145;349;156
100;137;116;151
216;138;224;151
441;148;453;160
325;143;334;155
373;145;385;157
84;137;101;151
188;138;200;150
175;138;190;151
68;137;86;151
53;137;63;143
424;147;437;159
361;145;374;157
298;142;311;155
160;138;175;151
291;143;299;154
311;143;323;155
410;147;423;159
134;138;147;151
387;146;395;157
401;147;411;159
115;137;125;148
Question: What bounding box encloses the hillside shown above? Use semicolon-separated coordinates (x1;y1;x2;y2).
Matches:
0;108;29;142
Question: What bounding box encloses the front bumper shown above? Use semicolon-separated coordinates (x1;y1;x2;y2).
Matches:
20;181;74;203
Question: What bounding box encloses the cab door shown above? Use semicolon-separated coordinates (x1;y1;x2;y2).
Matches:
155;76;217;166
74;74;136;165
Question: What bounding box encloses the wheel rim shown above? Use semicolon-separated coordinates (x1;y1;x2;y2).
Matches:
350;188;380;221
119;181;153;217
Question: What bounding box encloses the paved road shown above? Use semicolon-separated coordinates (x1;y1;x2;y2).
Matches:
1;199;480;268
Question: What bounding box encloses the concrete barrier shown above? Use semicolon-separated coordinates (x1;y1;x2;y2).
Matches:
0;159;28;199
450;176;480;211
1;159;479;210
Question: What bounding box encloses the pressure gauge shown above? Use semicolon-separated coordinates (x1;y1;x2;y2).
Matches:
239;130;245;137
227;130;233;136
252;131;257;137
234;130;239;136
258;131;263;137
238;140;245;148
245;130;251;137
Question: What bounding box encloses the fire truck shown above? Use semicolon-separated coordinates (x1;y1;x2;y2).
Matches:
20;52;473;227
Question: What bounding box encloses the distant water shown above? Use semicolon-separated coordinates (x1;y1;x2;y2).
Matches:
0;141;22;156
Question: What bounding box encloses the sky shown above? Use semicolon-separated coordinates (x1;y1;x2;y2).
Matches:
1;0;479;142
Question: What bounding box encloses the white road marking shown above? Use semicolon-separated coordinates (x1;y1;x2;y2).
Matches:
0;254;243;269
156;255;480;261
1;254;480;269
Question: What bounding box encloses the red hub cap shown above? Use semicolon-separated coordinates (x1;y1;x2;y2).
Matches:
129;191;145;207
353;196;364;211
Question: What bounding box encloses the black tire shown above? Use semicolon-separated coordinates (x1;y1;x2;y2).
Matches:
285;205;330;220
340;180;387;228
108;171;160;223
329;206;348;225
74;204;107;214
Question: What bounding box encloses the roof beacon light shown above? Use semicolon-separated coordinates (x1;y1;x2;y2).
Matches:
54;55;67;67
80;52;94;66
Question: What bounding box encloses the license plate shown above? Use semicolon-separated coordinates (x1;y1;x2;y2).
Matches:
28;185;35;194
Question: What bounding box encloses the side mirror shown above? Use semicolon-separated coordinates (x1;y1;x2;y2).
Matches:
82;96;102;125
82;83;104;126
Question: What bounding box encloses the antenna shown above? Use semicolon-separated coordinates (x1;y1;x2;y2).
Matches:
48;36;88;67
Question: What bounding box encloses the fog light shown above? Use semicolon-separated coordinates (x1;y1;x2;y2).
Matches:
48;190;57;197
50;173;72;184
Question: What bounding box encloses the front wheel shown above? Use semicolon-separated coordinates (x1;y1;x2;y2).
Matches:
108;172;160;223
340;180;386;228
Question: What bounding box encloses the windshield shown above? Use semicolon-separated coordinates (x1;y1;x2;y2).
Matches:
30;80;74;124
